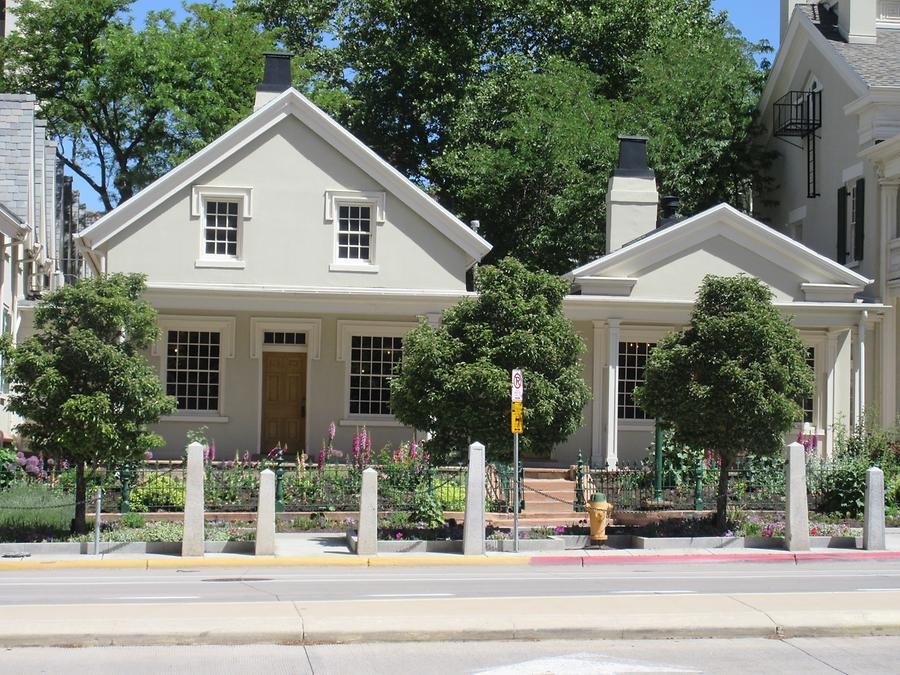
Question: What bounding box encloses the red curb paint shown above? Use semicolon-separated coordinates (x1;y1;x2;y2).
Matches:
529;551;900;566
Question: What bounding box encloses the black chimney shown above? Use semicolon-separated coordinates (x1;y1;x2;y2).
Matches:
658;195;684;229
257;52;293;93
615;136;654;177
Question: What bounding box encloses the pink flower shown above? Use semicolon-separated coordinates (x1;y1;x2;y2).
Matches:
46;458;55;466
144;451;153;460
364;434;372;464
318;447;325;472
328;422;336;442
353;433;361;465
242;451;250;463
395;532;403;540
208;441;216;462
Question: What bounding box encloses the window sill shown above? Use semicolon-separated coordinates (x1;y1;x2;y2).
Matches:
329;263;379;274
617;419;656;429
845;260;860;270
195;258;246;269
339;418;407;428
160;415;230;424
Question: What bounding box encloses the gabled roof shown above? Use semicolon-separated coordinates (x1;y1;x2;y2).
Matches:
797;3;900;87
77;88;492;264
566;203;871;290
759;5;868;121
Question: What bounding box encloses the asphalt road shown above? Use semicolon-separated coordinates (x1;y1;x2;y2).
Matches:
3;637;900;674
1;559;899;605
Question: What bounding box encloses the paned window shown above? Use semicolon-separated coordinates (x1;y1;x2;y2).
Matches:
166;330;221;412
263;331;306;346
337;204;372;261
618;341;656;420
880;1;900;21
205;201;239;257
349;335;402;415
803;347;815;425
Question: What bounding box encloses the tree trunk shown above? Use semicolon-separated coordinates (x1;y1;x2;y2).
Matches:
715;455;732;531
73;461;87;534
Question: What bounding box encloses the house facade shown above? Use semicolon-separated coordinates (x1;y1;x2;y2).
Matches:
758;1;900;434
73;54;876;468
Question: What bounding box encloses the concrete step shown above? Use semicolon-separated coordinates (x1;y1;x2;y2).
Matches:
523;467;572;479
524;478;576;490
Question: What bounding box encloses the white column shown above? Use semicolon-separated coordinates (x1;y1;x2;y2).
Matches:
864;467;886;550
255;469;276;556
463;441;486;556
882;299;897;426
590;322;604;467
853;313;867;424
604;319;621;469
181;442;205;557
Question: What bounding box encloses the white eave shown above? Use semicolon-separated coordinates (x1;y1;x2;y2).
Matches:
76;88;492;265
0;203;28;241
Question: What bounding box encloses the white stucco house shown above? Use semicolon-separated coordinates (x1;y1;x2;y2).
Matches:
758;0;900;436
73;53;878;467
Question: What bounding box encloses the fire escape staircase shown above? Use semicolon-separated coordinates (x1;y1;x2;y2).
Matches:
773;89;823;199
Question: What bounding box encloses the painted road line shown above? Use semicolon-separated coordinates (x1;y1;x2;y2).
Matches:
111;596;201;600
857;588;900;591
367;593;455;598
610;590;695;595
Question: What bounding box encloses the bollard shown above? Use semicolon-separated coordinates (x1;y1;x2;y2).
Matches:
863;467;886;550
93;487;102;556
784;442;810;552
182;442;205;557
256;469;276;555
356;467;378;555
463;442;486;556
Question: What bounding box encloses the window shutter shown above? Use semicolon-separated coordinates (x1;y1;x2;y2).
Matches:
855;178;865;261
837;186;847;264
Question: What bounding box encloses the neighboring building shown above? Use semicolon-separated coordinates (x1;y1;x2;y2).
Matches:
0;93;63;443
75;55;873;467
758;1;900;434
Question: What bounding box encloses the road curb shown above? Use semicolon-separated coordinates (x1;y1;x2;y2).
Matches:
0;549;897;571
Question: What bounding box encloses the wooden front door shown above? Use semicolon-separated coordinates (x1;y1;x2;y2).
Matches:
261;351;307;454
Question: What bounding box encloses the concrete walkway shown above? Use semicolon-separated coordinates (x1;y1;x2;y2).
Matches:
0;590;898;647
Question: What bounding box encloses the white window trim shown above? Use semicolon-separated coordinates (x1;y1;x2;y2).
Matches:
191;186;253;219
325;190;385;272
879;0;900;25
336;320;415;424
192;186;252;269
153;315;236;422
249;317;322;360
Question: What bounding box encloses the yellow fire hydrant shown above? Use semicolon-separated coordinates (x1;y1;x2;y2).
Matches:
586;492;614;544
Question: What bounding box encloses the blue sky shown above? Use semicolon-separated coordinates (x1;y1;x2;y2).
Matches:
75;0;782;210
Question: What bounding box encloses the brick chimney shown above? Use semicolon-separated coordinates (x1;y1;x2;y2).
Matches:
254;52;293;111
605;136;659;254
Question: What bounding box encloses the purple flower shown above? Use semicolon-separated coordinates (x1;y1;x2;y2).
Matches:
5;463;14;473
16;456;25;466
723;529;734;538
242;451;250;463
395;532;403;540
26;455;39;465
25;464;38;475
352;433;361;466
15;451;23;459
144;451;153;460
328;422;336;442
318;447;325;472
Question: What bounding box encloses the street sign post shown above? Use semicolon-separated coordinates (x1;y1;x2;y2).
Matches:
511;369;523;551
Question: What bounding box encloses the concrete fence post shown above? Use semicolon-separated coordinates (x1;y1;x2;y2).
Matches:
463;441;486;556
256;469;276;556
784;441;810;552
356;467;378;555
182;442;205;557
864;467;886;551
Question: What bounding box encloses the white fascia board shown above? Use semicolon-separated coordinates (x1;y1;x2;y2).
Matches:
566;203;872;288
759;12;868;138
78;89;492;263
859;130;900;163
144;280;473;301
0;203;28;240
844;87;900;116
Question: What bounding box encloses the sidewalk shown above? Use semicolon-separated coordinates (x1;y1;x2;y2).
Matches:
0;530;898;570
1;591;899;647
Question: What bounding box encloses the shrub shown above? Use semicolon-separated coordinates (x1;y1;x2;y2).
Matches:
120;512;146;528
811;455;868;517
435;481;466;510
130;474;185;512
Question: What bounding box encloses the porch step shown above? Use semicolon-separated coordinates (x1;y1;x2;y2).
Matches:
522;476;579;514
523;467;572;480
488;513;588;527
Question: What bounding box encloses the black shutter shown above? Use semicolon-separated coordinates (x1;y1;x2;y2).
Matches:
837;186;847;265
855;178;865;262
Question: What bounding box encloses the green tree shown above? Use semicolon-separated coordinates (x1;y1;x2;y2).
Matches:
260;0;770;271
0;0;275;210
633;275;814;529
390;257;590;461
0;275;175;532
